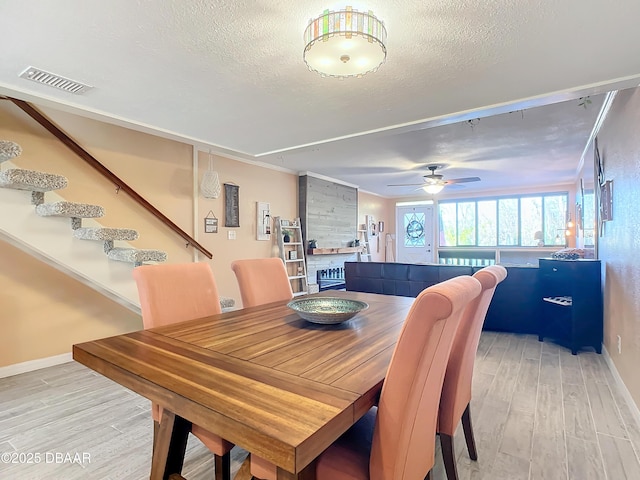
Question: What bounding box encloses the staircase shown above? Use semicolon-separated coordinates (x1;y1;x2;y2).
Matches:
0;140;234;312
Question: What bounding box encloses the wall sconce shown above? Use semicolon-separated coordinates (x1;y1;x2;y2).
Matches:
566;212;574;229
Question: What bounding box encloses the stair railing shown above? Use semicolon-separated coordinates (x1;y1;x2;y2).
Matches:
2;96;213;259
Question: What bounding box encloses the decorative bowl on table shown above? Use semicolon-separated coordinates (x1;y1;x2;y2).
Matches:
287;297;369;325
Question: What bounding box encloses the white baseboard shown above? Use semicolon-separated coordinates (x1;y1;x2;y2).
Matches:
0;352;73;379
602;346;640;430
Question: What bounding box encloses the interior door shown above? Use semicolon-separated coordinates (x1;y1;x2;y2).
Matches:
396;204;434;263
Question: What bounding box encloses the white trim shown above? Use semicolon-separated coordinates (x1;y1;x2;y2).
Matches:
395;200;434;206
192;145;200;262
602;345;640;431
0;352;73;379
298;171;359;189
205;150;296;175
358;188;392;199
576;90;618;175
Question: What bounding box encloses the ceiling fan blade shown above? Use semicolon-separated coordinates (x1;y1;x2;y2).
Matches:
387;183;428;187
445;176;481;185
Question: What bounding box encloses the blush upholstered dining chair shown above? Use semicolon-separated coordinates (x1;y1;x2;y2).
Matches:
230;257;294;480
231;258;293;308
312;275;482;480
438;265;507;480
132;262;234;480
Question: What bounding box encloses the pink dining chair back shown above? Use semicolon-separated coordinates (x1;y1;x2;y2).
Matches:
132;262;222;329
369;275;482;480
132;262;232;480
437;265;507;480
231;258;293;308
439;265;508;435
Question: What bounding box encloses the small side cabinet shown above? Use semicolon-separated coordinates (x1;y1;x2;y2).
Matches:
538;258;603;355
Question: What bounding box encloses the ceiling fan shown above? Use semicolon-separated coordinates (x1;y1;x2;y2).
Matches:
387;164;480;194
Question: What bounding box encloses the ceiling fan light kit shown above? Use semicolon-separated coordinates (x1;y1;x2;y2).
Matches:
387;164;481;194
422;183;445;194
303;6;387;78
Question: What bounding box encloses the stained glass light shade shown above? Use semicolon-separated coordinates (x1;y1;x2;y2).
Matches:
303;7;387;78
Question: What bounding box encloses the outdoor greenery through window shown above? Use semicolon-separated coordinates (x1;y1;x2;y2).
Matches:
439;193;568;247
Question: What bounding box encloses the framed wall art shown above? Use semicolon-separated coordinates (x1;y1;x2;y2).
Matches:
257;201;271;241
224;183;240;227
600;180;613;222
204;211;218;233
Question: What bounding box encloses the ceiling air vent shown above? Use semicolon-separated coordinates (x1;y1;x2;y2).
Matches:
19;66;93;95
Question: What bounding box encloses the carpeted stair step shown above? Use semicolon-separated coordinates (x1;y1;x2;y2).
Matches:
36;201;104;219
0;140;22;162
0;168;68;192
73;227;139;242
220;297;235;310
36;201;105;229
107;247;167;266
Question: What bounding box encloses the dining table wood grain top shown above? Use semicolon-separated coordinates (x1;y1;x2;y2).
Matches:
73;290;415;480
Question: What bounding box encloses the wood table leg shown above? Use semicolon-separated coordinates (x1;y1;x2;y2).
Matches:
150;409;191;480
275;459;316;480
235;456;316;480
234;456;252;480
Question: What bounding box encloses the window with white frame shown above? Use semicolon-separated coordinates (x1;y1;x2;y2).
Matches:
438;193;569;247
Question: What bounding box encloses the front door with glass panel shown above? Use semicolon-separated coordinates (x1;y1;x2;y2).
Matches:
396;204;434;264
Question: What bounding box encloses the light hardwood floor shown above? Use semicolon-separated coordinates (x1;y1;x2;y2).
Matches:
1;332;639;479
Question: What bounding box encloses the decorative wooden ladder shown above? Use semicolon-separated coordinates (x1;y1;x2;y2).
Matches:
357;229;372;262
275;216;308;297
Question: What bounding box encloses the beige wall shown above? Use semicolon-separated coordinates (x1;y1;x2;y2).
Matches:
195;153;298;305
0;239;141;366
358;190;395;262
596;87;640;408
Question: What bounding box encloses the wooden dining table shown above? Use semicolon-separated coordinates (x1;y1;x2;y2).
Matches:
73;290;415;480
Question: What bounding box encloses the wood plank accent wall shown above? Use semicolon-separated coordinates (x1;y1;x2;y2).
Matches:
299;175;358;249
299;175;358;287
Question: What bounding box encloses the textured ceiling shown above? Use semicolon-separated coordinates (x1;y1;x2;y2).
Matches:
1;1;640;197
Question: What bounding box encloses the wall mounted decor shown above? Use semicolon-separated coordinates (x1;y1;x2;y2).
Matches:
201;151;221;199
600;180;613;222
366;214;377;237
594;137;612;236
204;211;218;233
257;201;271;241
575;203;582;231
224;183;240;227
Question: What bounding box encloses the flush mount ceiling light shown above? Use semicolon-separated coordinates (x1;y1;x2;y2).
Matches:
422;183;445;195
303;6;387;78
